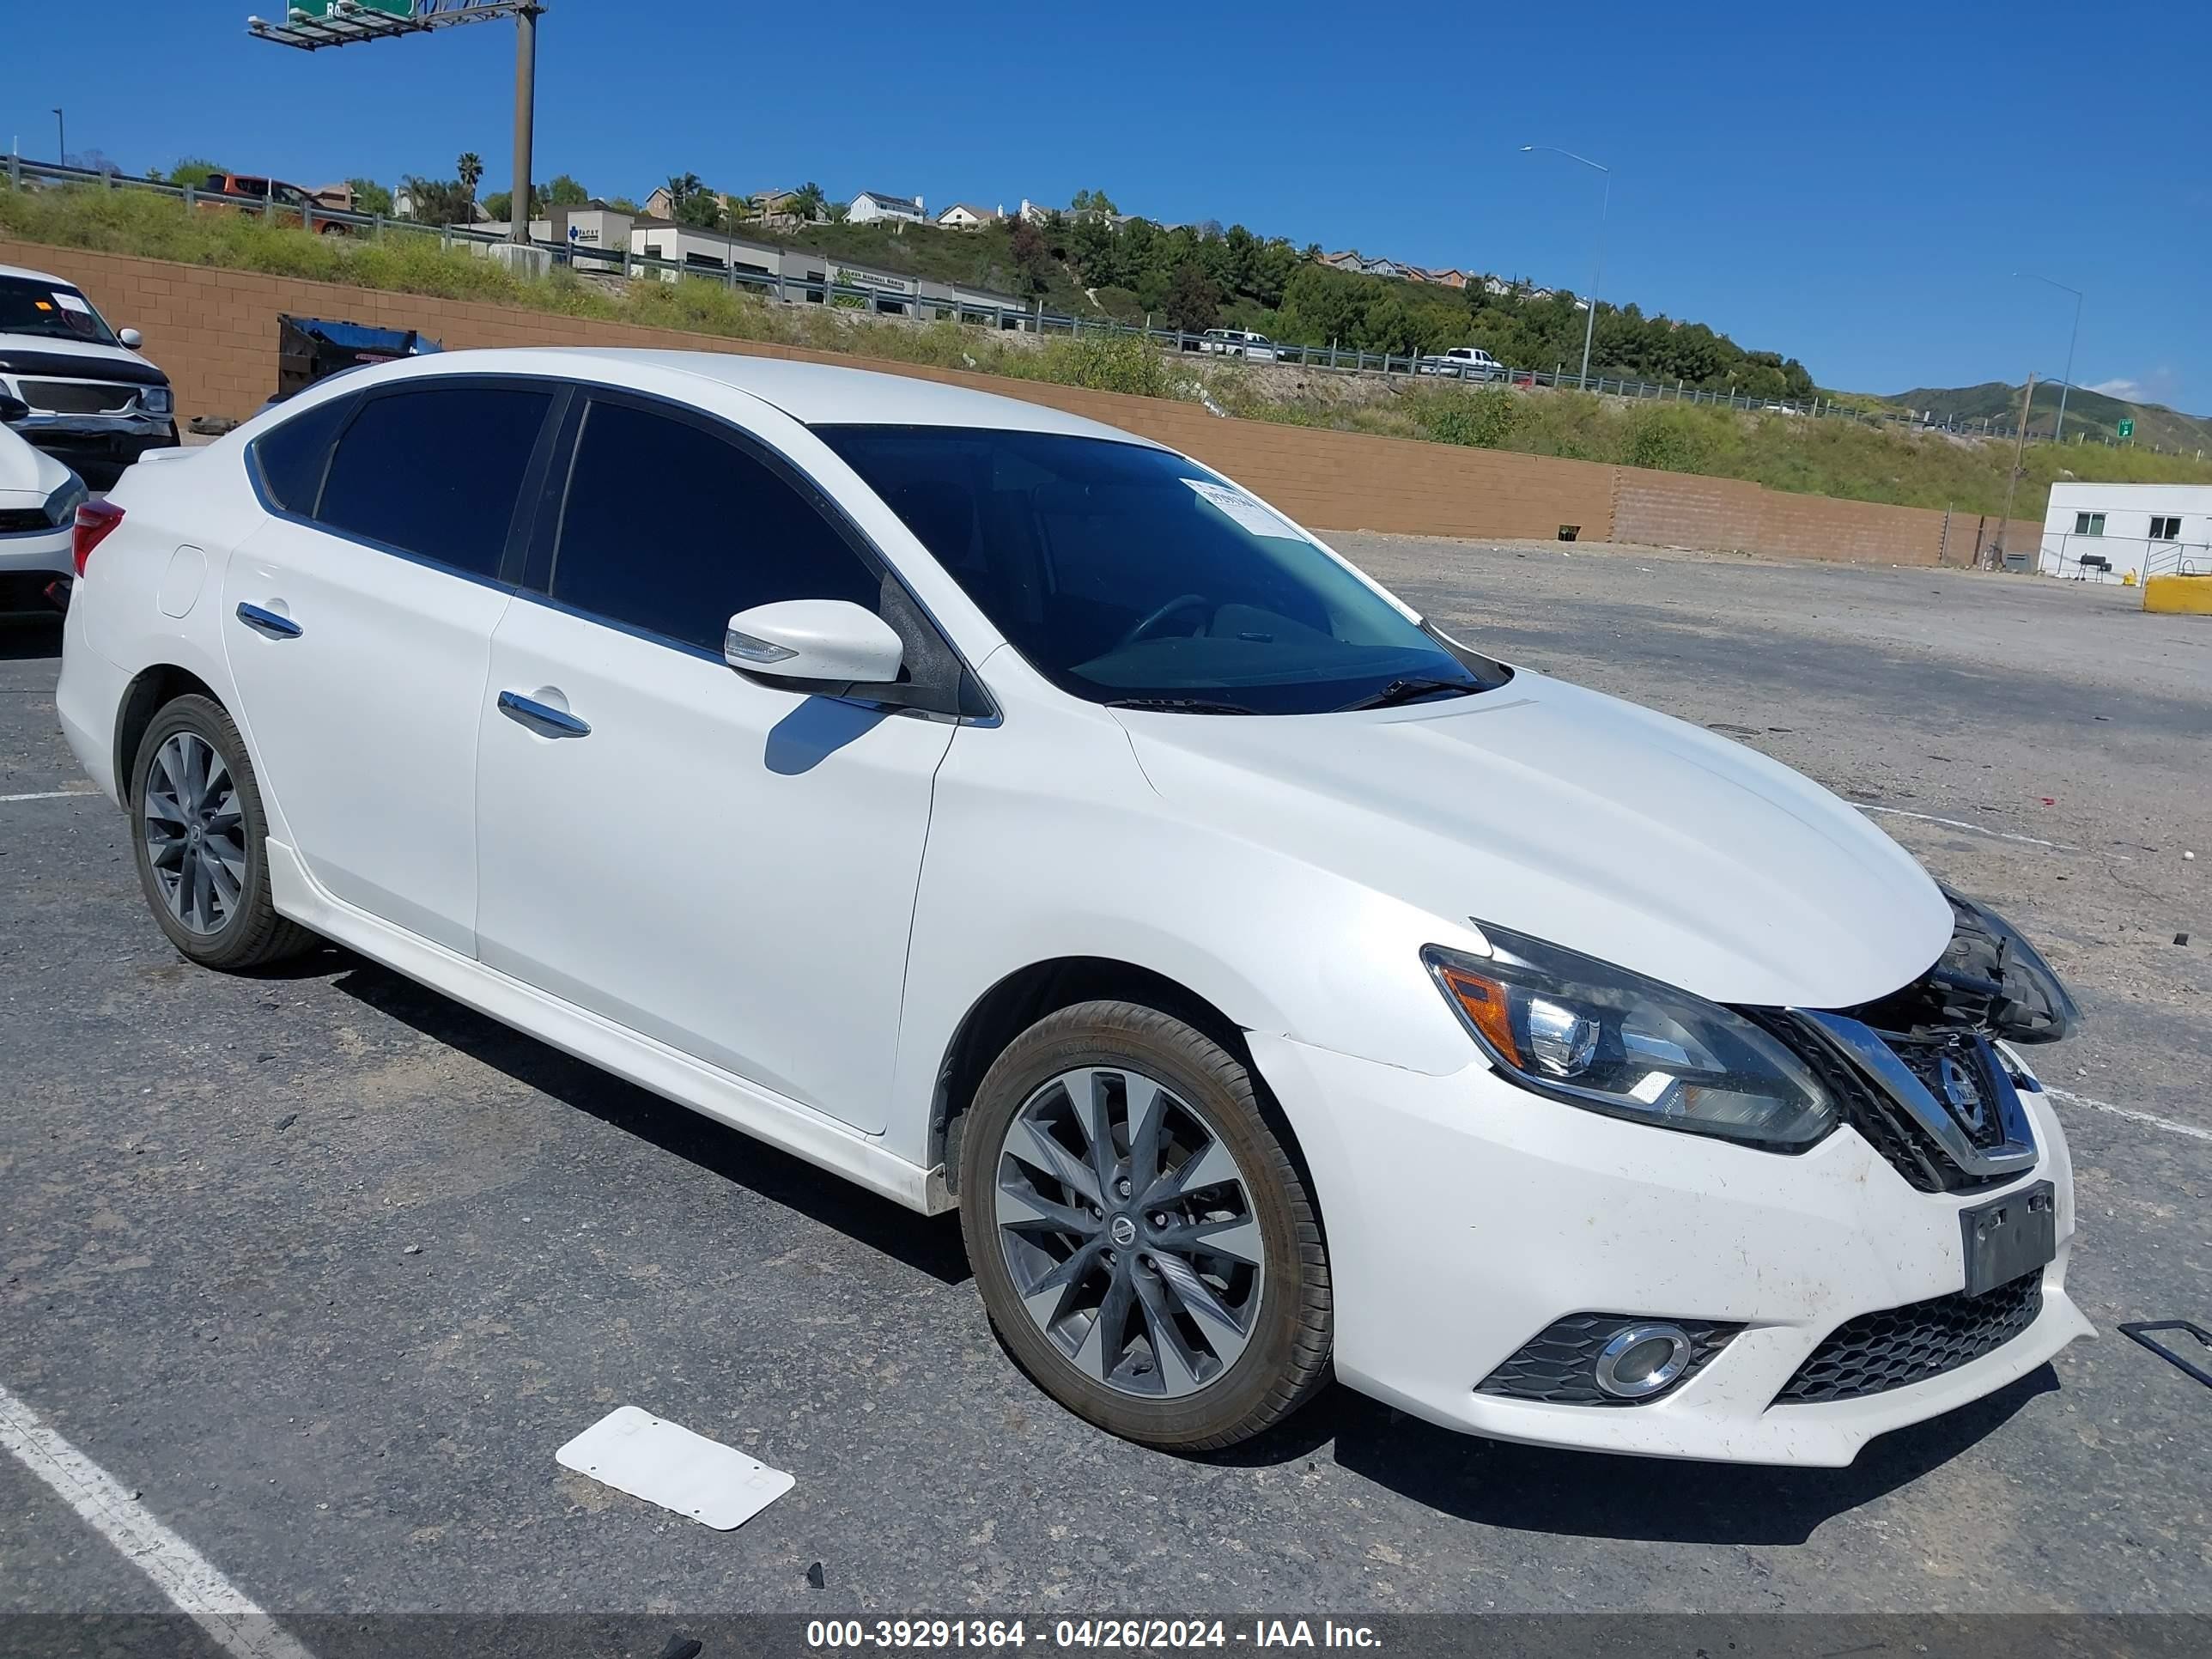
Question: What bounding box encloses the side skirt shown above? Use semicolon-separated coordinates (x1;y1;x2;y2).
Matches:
266;840;955;1215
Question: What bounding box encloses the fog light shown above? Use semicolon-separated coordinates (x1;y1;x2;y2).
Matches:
1593;1322;1693;1399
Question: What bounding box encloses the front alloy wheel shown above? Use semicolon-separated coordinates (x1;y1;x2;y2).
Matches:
960;1001;1332;1449
993;1065;1265;1397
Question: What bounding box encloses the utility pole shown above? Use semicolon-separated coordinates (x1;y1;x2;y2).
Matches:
1518;145;1610;389
511;3;542;244
1993;372;2035;568
51;107;64;167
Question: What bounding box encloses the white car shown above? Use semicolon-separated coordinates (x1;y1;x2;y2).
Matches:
0;263;179;488
57;349;2091;1462
1417;346;1505;381
0;402;87;611
1196;328;1278;362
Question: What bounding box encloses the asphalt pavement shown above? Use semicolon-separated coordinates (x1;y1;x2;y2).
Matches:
2;541;2207;1632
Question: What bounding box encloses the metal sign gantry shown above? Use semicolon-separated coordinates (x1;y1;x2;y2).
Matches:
245;2;544;246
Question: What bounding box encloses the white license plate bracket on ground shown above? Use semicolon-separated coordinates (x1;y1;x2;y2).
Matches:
556;1406;793;1530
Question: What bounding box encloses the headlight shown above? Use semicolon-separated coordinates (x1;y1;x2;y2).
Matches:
1424;924;1836;1150
44;476;88;527
141;386;173;416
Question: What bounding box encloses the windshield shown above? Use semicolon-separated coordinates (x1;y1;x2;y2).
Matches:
818;425;1509;714
0;276;119;345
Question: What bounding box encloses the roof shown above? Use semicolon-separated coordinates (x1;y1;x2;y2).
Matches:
302;347;1170;445
852;191;921;207
0;263;73;287
939;203;996;217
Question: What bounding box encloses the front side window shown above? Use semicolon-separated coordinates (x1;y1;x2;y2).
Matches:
2074;512;2105;536
0;275;118;344
550;398;882;653
818;425;1507;715
316;383;551;578
2149;514;2182;541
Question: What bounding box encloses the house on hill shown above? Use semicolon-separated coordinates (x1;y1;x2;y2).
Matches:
849;190;925;225
936;203;1001;231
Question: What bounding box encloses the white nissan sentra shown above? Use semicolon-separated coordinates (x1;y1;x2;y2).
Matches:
57;349;2090;1462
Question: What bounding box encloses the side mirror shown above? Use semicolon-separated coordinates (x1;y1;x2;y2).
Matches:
724;599;903;686
118;327;143;349
0;393;29;424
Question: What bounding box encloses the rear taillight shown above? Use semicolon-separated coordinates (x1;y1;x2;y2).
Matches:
72;501;125;576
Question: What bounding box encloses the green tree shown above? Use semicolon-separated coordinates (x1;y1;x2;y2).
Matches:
1068;187;1119;216
164;157;224;188
401;175;475;225
349;177;394;216
548;173;588;207
676;190;724;229
1007;218;1056;296
1164;262;1221;333
788;181;828;221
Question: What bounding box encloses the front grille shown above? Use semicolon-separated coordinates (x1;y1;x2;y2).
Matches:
0;507;55;533
1477;1313;1739;1406
1746;1011;2013;1194
17;379;136;414
1773;1274;2044;1405
1886;1034;2012;1152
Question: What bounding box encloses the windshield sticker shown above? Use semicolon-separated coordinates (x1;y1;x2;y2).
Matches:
52;292;91;314
1182;477;1295;538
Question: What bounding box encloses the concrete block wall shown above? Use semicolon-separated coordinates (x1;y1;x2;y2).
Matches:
4;239;2039;567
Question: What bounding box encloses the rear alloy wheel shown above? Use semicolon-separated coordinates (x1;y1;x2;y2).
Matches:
959;1001;1331;1449
130;695;315;970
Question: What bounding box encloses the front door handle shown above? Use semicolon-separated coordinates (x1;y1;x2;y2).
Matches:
235;601;302;640
497;690;591;738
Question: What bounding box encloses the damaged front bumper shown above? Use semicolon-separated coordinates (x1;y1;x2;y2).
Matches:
1249;1030;2092;1467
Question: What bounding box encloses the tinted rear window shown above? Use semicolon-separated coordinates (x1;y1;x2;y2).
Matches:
317;384;550;578
252;392;355;514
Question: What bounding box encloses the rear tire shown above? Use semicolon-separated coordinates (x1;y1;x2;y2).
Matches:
129;695;315;970
958;1000;1332;1450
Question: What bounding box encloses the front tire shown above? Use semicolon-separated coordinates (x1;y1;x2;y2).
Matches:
129;695;315;970
958;1001;1332;1450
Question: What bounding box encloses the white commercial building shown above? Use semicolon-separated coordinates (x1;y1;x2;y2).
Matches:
2039;481;2212;582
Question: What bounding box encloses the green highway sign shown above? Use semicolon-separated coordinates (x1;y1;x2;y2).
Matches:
2118;418;2135;440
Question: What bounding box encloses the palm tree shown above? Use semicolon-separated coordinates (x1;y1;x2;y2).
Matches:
456;151;483;203
790;180;827;222
665;171;703;210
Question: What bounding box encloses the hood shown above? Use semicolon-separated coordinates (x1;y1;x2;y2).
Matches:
1115;671;1951;1010
0;335;169;385
0;420;74;501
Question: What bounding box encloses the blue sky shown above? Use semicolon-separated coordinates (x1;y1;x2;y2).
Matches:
9;1;2206;410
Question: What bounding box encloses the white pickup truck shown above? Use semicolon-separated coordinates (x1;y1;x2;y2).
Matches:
1416;345;1506;381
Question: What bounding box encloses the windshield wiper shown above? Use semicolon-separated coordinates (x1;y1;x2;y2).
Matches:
1334;677;1483;713
1103;696;1263;715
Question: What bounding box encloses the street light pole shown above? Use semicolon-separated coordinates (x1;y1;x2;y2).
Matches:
2014;271;2083;442
52;107;64;167
510;3;541;244
1521;144;1609;389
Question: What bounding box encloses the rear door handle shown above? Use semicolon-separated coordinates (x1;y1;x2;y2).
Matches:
235;601;301;639
497;690;591;738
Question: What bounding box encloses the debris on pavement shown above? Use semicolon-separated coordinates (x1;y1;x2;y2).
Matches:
556;1406;793;1531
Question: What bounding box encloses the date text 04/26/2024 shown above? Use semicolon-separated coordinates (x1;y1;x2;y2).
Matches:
805;1620;1383;1650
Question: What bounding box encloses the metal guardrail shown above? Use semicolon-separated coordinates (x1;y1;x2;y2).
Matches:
3;155;2201;452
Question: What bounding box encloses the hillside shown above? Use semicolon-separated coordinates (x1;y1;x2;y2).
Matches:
9;180;2211;525
1887;381;2212;454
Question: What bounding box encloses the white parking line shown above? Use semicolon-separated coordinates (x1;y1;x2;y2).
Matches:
0;787;99;804
1851;801;2072;851
0;1382;316;1659
2045;1086;2212;1146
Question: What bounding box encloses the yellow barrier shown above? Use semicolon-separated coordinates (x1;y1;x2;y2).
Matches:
2142;574;2212;615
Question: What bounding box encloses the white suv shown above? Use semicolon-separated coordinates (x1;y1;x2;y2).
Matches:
57;349;2088;1460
